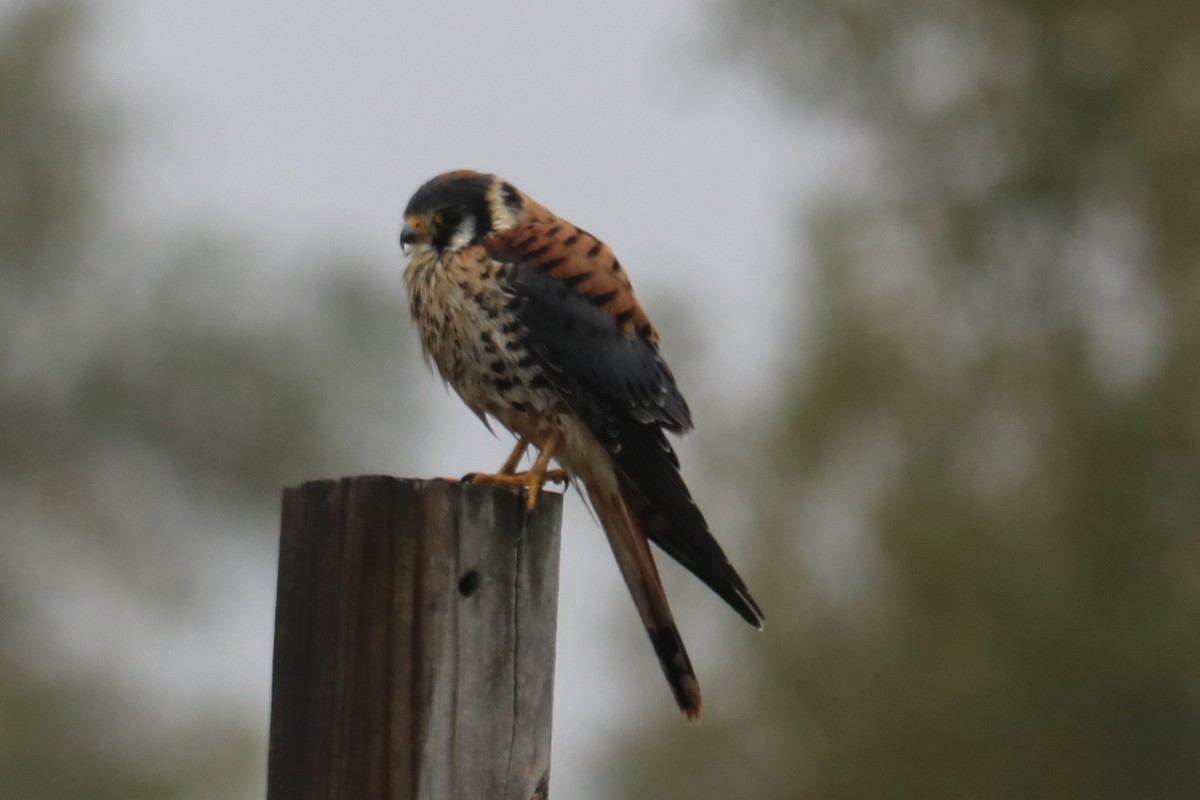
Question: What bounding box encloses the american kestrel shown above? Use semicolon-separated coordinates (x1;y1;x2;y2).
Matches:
400;170;762;719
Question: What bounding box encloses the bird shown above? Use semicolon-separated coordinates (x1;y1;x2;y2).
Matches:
399;169;762;719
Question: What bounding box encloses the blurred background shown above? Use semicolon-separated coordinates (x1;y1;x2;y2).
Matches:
2;1;1198;798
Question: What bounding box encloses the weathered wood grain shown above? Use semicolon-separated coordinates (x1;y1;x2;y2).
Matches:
267;476;562;800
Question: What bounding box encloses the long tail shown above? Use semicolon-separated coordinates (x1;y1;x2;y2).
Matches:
611;422;764;629
579;464;703;720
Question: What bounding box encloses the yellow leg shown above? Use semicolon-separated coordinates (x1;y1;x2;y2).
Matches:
464;432;567;510
498;436;530;474
522;432;565;511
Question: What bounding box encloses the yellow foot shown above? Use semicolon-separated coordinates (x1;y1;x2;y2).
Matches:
462;469;568;511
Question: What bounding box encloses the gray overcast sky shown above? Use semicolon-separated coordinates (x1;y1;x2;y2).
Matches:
89;1;838;796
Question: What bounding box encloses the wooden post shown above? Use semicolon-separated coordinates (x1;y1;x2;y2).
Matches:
267;476;562;800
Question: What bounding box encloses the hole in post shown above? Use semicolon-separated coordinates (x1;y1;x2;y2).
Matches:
458;569;480;597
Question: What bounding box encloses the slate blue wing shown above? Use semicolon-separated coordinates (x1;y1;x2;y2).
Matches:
498;257;764;627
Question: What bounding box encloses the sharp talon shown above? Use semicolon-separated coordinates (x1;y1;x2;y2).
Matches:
458;457;564;511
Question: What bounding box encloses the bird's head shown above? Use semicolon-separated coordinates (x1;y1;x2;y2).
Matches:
400;170;525;255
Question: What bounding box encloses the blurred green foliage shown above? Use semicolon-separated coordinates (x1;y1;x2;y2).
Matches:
612;1;1200;798
0;3;417;797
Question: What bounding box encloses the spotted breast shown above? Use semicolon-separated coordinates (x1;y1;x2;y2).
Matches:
404;243;569;444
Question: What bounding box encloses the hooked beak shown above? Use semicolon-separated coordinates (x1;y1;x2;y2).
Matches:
399;215;429;249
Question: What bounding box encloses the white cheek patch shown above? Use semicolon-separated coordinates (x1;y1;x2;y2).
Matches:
446;217;477;251
486;178;522;231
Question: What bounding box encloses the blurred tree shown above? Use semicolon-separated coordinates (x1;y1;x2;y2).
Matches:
0;3;418;798
611;1;1200;798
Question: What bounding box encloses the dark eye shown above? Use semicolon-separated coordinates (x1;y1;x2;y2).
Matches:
436;208;464;228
